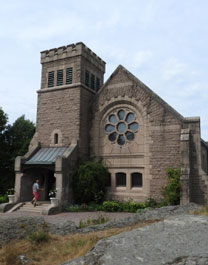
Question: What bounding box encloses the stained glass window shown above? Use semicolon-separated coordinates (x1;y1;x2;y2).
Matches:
105;109;139;146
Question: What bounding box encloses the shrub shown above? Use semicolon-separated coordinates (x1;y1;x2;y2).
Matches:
145;198;157;208
0;195;8;204
102;201;121;212
72;161;109;204
65;204;82;212
122;201;146;212
88;203;104;211
27;230;49;244
6;188;15;195
162;167;181;205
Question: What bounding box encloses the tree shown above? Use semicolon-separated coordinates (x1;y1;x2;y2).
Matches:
72;161;109;204
0;111;35;195
7;115;35;159
0;108;10;194
0;108;8;133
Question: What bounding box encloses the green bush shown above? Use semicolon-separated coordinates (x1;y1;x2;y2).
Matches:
162;167;181;205
88;202;103;211
102;201;121;212
145;198;157;208
122;201;146;212
0;195;8;204
27;230;49;244
72;161;109;204
65;204;82;212
65;198;161;213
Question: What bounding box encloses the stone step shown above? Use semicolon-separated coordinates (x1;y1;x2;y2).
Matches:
23;204;50;208
20;206;45;211
16;201;51;214
18;209;42;213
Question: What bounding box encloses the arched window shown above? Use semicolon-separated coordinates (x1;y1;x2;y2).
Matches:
116;172;126;187
131;172;142;187
54;133;59;144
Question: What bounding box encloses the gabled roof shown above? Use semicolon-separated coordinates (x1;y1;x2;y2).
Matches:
25;147;68;165
99;65;184;121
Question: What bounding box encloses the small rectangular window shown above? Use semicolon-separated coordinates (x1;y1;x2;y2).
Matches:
91;74;95;90
85;70;89;87
57;69;63;86
131;173;143;187
48;71;54;87
66;67;73;84
96;77;100;91
116;172;126;187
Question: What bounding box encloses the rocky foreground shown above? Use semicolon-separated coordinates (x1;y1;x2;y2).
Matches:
63;214;208;265
0;203;208;265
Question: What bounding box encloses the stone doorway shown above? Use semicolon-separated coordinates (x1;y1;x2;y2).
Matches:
20;166;55;202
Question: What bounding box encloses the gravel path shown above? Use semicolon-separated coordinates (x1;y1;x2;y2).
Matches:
0;211;136;225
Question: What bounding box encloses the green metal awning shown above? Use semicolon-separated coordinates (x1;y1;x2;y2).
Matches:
25;147;68;165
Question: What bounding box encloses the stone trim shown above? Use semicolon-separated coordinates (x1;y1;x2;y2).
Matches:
37;82;96;95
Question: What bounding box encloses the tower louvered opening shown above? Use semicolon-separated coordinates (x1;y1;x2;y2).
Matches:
91;74;95;90
57;69;63;86
66;67;73;84
85;70;90;87
96;77;100;91
48;71;54;87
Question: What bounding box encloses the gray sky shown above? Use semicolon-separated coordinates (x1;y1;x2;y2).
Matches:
0;0;208;139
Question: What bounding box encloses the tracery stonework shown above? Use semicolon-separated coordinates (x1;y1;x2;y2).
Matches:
105;109;139;146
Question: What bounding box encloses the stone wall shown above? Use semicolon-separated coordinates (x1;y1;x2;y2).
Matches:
180;118;208;204
91;65;183;201
148;106;182;199
36;87;81;147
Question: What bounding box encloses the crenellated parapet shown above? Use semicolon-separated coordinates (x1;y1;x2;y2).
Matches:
41;42;105;72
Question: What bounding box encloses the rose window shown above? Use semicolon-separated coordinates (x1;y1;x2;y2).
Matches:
105;109;139;145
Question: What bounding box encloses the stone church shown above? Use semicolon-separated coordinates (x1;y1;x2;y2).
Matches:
14;42;208;207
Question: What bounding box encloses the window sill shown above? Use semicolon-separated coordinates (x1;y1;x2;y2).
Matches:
116;187;126;191
131;187;143;191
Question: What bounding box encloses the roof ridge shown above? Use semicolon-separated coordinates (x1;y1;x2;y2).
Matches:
99;65;184;121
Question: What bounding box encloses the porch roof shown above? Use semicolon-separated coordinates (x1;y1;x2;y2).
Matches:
25;147;68;165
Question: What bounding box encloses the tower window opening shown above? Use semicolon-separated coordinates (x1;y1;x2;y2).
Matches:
66;67;73;84
57;69;63;86
54;133;59;144
48;71;54;87
96;77;100;91
91;74;95;90
85;70;90;87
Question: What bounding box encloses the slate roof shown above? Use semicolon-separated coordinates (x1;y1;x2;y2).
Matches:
25;147;68;165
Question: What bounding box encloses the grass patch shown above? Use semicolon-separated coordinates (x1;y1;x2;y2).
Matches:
190;205;208;216
78;214;109;228
0;219;160;265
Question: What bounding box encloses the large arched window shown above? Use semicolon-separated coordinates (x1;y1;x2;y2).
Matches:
116;172;126;187
131;172;142;187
